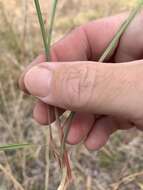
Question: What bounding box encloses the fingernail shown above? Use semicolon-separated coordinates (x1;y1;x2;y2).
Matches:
24;66;52;97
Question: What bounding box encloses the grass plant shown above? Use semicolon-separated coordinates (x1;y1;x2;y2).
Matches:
0;0;143;189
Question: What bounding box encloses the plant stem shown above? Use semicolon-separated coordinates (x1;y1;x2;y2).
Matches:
0;143;33;151
34;1;59;190
60;112;75;157
99;1;143;62
34;0;49;58
45;128;50;190
47;0;58;61
46;0;58;140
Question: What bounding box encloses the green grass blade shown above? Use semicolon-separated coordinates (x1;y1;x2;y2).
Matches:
34;1;58;190
0;143;33;151
34;0;58;60
47;0;58;61
34;0;49;58
34;0;58;137
99;2;143;62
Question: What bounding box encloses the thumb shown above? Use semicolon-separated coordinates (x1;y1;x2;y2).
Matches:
24;61;143;119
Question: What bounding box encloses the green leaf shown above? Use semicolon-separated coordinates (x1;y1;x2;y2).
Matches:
34;0;49;58
99;2;143;62
34;0;58;61
47;0;58;61
0;143;33;151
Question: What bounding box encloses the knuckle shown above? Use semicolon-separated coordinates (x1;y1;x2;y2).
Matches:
62;64;94;110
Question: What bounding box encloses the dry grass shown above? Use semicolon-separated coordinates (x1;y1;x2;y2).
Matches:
0;0;143;190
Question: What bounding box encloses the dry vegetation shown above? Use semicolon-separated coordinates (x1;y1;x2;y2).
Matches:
0;0;143;190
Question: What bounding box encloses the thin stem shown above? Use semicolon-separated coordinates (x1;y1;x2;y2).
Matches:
45;1;58;188
47;0;58;61
34;0;49;58
34;2;51;189
0;143;33;151
61;112;75;157
45;129;50;190
0;143;53;151
34;0;58;60
99;2;143;62
34;1;59;190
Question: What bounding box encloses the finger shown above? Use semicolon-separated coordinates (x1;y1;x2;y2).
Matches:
67;113;95;145
85;117;117;150
24;60;143;119
19;53;46;92
115;10;143;62
33;101;96;144
85;116;134;150
52;12;143;62
136;126;143;131
134;119;143;131
33;100;54;125
33;100;64;125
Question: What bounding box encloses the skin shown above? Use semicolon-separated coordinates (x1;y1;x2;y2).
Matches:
19;12;143;150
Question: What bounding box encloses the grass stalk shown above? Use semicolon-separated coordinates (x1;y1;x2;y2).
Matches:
34;2;51;189
45;128;50;190
46;1;59;189
58;167;68;190
61;112;75;158
0;143;33;151
47;0;58;61
0;143;54;151
34;0;49;58
34;0;58;131
34;1;59;190
99;1;143;62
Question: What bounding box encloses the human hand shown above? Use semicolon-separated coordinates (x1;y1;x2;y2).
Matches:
19;12;143;150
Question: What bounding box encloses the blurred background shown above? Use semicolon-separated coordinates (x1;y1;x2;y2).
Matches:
0;0;143;190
